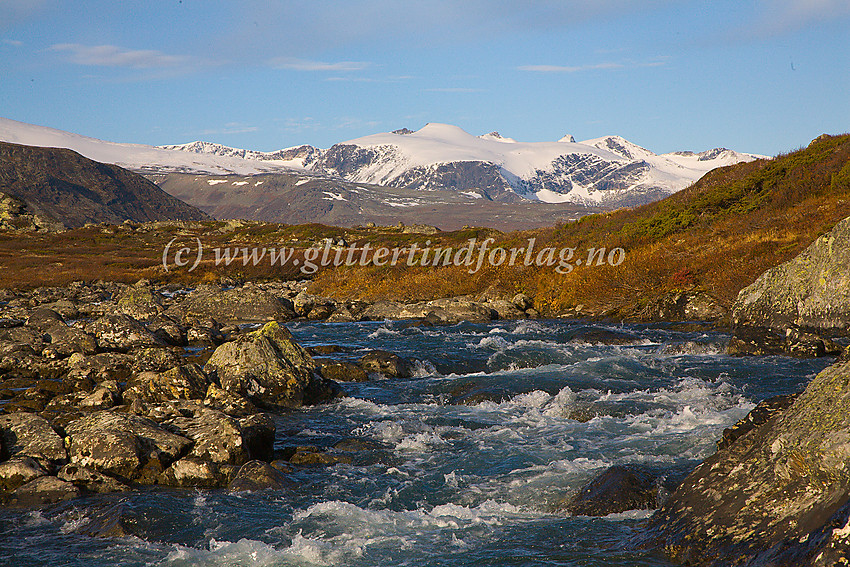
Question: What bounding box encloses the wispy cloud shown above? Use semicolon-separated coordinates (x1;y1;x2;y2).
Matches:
518;57;669;73
49;44;189;68
2;39;23;47
518;62;624;73
269;57;370;71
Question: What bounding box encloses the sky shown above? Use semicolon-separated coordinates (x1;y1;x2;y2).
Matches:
1;0;849;156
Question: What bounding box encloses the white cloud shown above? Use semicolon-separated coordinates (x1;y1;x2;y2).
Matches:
2;39;23;47
269;57;370;71
49;44;189;68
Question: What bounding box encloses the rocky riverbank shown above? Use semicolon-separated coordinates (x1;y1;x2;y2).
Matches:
0;279;448;506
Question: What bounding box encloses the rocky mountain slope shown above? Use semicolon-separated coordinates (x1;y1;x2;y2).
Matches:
0;141;209;229
310;123;762;207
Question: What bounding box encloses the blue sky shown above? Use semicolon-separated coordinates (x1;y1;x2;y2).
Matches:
1;0;848;155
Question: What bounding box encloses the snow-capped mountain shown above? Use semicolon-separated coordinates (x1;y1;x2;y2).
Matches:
158;141;322;169
0;117;763;209
0;117;301;175
312;123;763;207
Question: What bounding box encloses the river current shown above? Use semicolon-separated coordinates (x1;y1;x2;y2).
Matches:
0;319;833;566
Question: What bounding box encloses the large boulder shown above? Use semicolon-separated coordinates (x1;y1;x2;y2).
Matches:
732;216;850;332
0;412;67;466
113;284;164;322
64;411;192;482
647;360;850;565
165;408;249;465
123;364;210;404
181;284;296;324
86;314;164;351
204;321;337;408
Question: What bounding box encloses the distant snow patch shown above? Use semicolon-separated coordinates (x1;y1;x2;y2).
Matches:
207;180;227;186
322;191;347;201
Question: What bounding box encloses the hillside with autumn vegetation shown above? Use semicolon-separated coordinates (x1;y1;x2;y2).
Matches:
309;133;850;318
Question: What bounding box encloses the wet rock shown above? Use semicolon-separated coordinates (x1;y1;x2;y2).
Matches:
123;364;209;404
57;463;130;493
571;328;641;345
647;360;850;565
67;502;139;538
448;380;513;405
727;327;783;357
64;410;192;482
728;326;843;358
228;460;292;491
0;412;66;466
287;447;352;466
3;476;80;507
487;300;527;320
317;359;370;382
86;314;164;351
0;455;48;490
424;298;496;324
182;284;296;324
732;216;850;333
205;321;338;408
160;456;224;488
563;465;660;516
358;350;413;378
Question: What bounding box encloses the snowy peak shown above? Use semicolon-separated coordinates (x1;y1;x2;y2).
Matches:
581;135;656;161
158;141;322;168
479;131;518;143
558;134;576;143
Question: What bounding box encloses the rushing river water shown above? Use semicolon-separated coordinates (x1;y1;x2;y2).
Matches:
0;319;834;567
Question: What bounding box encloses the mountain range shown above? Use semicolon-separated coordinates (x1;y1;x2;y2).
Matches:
0;117;764;229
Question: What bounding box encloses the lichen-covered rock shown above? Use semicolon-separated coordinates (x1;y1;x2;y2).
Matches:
113;284;164;322
202;383;259;417
182;284;296;324
204;321;337;408
317;360;369;382
57;463;130;493
78;380;122;409
165;408;248;465
64;410;192;482
562;465;660;516
43;323;98;357
123;364;209;404
0;455;48;490
732;216;850;332
647;360;850;565
0;412;66;465
86;314;164;351
159;456;225;488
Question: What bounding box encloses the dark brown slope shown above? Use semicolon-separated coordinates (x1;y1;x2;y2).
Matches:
0;141;209;228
